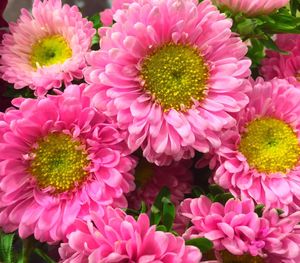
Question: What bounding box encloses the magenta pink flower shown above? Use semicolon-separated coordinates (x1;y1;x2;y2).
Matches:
0;84;136;243
261;34;300;87
59;206;202;262
180;196;300;262
214;0;289;16
203;78;300;213
0;0;95;96
127;159;193;210
85;0;251;165
100;0;134;26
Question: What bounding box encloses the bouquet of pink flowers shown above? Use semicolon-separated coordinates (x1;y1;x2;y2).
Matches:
1;0;300;262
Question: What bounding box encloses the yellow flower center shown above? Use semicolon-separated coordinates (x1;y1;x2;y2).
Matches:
239;117;300;174
134;158;155;187
140;43;209;111
29;133;90;193
30;35;72;69
221;251;265;263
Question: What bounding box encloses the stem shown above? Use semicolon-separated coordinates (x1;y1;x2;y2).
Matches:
21;238;34;263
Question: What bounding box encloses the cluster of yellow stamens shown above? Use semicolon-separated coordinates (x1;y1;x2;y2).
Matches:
239;117;300;174
30;35;72;69
140;43;209;111
29;133;90;193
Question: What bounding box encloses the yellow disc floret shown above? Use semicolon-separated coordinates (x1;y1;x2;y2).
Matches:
140;43;209;111
30;35;72;69
239;117;300;174
221;251;265;263
29;133;89;193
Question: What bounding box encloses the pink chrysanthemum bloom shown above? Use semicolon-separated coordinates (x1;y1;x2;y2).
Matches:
59;206;202;262
85;0;251;165
203;78;300;213
181;196;300;263
127;159;193;210
261;34;300;87
0;0;95;96
0;84;136;243
100;0;134;26
213;0;289;16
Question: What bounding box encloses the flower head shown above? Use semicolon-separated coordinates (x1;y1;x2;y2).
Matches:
0;0;95;96
85;0;250;165
261;34;300;87
0;84;136;243
59;206;202;262
205;78;300;213
181;196;300;262
213;0;289;16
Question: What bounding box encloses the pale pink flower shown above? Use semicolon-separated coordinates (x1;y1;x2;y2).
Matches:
0;84;136;243
214;0;289;16
127;159;193;210
0;0;95;96
181;196;300;262
85;0;251;165
59;206;202;262
203;78;300;213
261;34;300;87
100;0;134;26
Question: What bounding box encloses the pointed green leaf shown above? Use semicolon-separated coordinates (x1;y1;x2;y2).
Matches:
161;197;175;231
185;238;213;253
0;232;15;263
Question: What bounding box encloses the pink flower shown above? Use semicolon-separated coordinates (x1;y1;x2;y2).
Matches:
203;78;300;213
0;84;136;243
261;34;300;87
0;0;95;96
127;159;193;210
85;0;251;165
180;196;300;262
214;0;289;16
100;0;134;26
59;206;202;262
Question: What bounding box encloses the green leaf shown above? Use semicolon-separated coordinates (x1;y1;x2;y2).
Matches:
260;35;288;54
156;225;168;232
255;204;265;217
140;201;147;214
185;238;213;253
3;85;35;99
208;184;225;196
0;232;15;263
161;197;175;231
214;192;234;205
150;187;171;225
150;187;176;231
191;186;205;198
89;14;102;30
290;0;300;16
247;38;265;78
89;13;103;47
